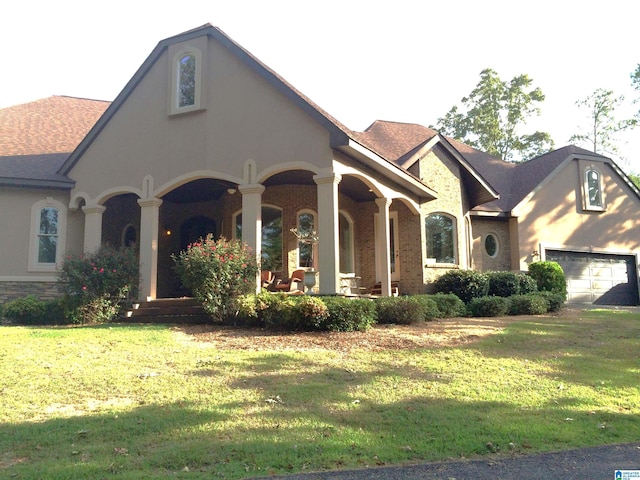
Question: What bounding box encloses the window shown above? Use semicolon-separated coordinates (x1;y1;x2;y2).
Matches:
425;213;456;264
28;198;66;271
585;167;604;210
233;207;283;272
178;53;196;108
297;211;317;268
169;46;203;115
339;211;354;273
484;233;498;258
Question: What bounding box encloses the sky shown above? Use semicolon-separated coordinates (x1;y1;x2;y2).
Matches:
2;0;638;170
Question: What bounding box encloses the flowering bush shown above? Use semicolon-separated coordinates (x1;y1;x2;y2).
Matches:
172;234;259;321
57;245;140;323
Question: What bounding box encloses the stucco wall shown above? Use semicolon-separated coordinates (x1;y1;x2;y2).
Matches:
514;159;640;269
67;34;334;204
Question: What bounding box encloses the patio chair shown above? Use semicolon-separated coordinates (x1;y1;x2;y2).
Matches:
274;269;305;292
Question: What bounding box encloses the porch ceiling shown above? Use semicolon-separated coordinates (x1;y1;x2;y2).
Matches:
162;178;235;204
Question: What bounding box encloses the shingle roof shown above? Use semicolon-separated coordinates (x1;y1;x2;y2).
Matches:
0;153;74;188
0;96;109;156
352;120;439;162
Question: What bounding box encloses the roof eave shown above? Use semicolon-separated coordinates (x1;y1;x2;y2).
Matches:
0;177;74;189
337;139;438;200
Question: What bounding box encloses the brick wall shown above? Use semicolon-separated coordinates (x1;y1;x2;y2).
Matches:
470;218;512;271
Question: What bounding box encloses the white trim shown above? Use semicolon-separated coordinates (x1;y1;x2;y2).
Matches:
27;197;67;273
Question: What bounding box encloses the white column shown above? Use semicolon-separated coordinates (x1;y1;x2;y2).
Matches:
137;198;162;301
238;183;264;293
376;197;392;296
314;172;342;294
82;205;106;252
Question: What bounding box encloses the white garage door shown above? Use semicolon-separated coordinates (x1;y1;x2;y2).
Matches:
546;250;639;306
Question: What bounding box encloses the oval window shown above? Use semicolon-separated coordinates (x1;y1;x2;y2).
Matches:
484;234;498;258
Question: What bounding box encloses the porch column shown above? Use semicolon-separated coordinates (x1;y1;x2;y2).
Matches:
82;205;106;252
314;172;342;294
137;198;163;301
375;197;392;296
239;183;265;293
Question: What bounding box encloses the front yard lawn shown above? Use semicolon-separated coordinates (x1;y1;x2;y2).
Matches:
1;308;638;479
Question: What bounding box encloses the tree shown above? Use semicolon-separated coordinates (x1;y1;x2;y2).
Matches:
435;68;554;163
632;64;640;126
569;88;631;157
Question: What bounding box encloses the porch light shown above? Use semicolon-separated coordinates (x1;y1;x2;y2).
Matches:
227;188;237;195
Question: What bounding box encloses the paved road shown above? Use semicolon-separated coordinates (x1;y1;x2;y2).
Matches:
271;443;640;480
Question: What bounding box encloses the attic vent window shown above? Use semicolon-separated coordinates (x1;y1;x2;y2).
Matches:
178;53;196;108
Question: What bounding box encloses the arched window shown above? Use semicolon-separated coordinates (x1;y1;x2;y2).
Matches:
233;207;283;272
585;167;604;210
339;211;354;273
122;224;137;248
169;47;202;115
28;198;67;271
425;213;456;264
297;211;317;268
178;53;196;108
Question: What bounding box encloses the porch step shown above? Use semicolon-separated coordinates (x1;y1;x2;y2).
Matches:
125;298;211;324
370;281;400;296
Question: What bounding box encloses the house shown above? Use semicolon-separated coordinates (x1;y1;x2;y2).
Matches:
1;24;639;306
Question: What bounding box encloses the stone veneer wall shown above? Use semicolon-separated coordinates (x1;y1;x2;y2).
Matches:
0;281;62;303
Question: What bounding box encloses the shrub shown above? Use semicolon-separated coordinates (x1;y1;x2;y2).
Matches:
3;296;66;325
517;273;539;295
528;261;567;297
468;296;511;317
509;294;549;315
320;297;377;331
487;271;521;297
376;296;437;324
429;293;467;318
295;296;330;330
58;245;139;324
172;234;259;321
432;270;489;304
536;291;565;312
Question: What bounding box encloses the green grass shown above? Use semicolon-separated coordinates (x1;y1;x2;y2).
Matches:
1;310;639;479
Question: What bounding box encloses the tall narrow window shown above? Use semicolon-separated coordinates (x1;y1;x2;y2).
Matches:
425;213;456;264
262;207;283;272
585;168;603;210
37;207;59;263
297;211;317;268
339;212;354;273
178;53;196;108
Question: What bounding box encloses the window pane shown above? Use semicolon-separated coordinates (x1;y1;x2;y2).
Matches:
234;213;242;240
262;207;282;271
339;213;353;273
178;54;196;108
425;214;455;263
39;207;58;234
38;235;57;263
298;213;315;268
587;169;602;207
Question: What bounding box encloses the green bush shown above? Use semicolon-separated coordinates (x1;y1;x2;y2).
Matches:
536;291;565;312
376;296;437;324
528;261;567;297
3;296;66;325
487;271;521;297
319;297;377;332
518;273;539;295
468;296;511;317
429;293;467;318
509;294;549;315
58;245;139;324
432;270;489;304
172;234;259;321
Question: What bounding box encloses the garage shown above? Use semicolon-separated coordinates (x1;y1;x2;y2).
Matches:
545;250;639;305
